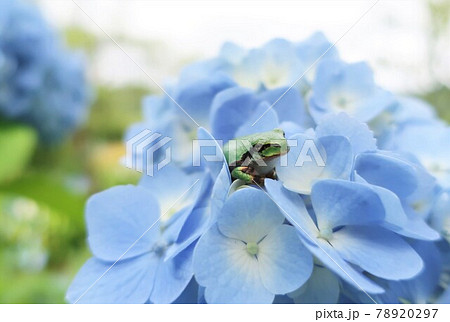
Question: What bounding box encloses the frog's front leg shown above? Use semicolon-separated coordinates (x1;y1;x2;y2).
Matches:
231;166;265;186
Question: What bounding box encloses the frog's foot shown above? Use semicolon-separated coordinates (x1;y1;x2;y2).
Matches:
231;166;266;186
231;166;254;184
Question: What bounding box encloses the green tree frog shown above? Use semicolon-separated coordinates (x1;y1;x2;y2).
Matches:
223;128;289;185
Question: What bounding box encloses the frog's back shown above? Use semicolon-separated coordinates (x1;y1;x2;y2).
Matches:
223;132;264;166
223;129;285;165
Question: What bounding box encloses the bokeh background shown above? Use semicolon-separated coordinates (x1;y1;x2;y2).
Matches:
0;0;449;303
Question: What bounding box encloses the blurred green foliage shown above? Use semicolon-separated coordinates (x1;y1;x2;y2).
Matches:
0;123;37;184
0;26;148;303
427;0;450;37
87;85;146;140
423;86;450;123
64;26;99;54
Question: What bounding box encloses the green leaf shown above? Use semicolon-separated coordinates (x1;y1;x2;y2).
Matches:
0;124;37;184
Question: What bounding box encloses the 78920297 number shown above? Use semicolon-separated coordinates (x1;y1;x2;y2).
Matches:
376;308;438;319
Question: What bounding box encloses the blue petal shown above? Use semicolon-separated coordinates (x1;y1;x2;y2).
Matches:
311;179;385;230
372;185;440;241
219;41;246;64
180;58;230;82
150;243;195;303
295;31;339;68
279;121;305;138
397;213;441;241
86;185;160;262
355;152;419;199
235;38;301;90
387;240;442;303
66;254;158;304
309;59;394;123
393;96;437;124
288;266;340;304
264;179;318;235
299;237;384;294
217;187;285;243
265;178;378;295
276;134;352;194
173;73;235;125
234;102;279;138
196;127;228;179
439;288;450;304
208;162;232;225
139;164;201;223
258;86;313;128
332;226;423;280
172;278;200;304
258;224;313;294
431;190;450;235
141;95;175;130
197;285;207;304
164;206;209;261
393;123;450;189
193;225;274;303
273;295;295;304
319;135;353;180
210;87;260;142
315;112;377;155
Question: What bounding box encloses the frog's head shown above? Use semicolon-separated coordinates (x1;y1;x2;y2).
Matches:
258;128;289;158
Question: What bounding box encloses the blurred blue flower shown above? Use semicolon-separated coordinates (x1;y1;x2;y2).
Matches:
194;187;313;303
309;59;394;123
389;122;450;189
431;190;450;241
370;96;438;149
181;32;337;92
0;0;90;143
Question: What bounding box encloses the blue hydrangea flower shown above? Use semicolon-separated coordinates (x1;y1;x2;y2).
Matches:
348;241;443;304
209;85;311;143
78;32;450;304
194;187;313;303
370;96;438;149
379;241;443;304
309;59;394;123
66;185;197;303
276;133;353;194
181;32;337;92
388;122;450;189
223;38;304;90
355;151;441;237
67;160;217;304
0;0;90;142
314;112;377;156
266;179;425;294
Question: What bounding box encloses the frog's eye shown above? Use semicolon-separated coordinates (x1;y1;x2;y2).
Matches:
282;130;286;137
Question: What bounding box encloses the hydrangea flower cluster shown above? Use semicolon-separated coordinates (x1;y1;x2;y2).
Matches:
0;0;90;143
68;32;450;304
